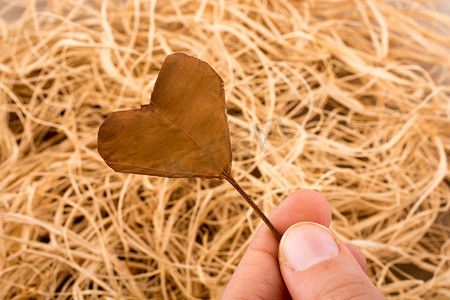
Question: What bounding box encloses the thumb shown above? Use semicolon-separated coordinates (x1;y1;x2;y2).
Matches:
279;222;385;300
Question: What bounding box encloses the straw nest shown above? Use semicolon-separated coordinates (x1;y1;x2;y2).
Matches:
1;0;449;299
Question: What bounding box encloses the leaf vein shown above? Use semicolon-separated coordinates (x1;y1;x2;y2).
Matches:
151;104;207;152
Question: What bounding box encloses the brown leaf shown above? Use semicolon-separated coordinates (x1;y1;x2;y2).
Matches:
98;53;232;179
98;53;281;241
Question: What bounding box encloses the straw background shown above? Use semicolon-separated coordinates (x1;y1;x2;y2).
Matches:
1;0;450;299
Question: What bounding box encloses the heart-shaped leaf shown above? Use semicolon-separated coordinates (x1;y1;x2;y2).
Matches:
98;53;281;241
98;53;232;179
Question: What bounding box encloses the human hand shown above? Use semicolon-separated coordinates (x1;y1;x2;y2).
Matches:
221;190;385;299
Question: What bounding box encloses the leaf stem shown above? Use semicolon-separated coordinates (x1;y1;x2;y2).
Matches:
224;174;282;241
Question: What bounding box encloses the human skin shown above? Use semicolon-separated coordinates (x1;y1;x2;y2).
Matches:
221;189;385;300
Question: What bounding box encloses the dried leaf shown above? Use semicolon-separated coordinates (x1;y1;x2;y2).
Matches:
98;53;281;240
98;53;232;179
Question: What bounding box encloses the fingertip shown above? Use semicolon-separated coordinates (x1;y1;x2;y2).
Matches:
345;243;367;272
278;223;385;299
252;189;332;245
283;189;331;228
